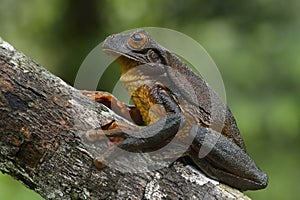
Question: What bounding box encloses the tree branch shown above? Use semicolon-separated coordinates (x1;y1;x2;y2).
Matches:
0;38;250;200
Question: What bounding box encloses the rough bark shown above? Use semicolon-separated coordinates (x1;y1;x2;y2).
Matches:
0;37;251;200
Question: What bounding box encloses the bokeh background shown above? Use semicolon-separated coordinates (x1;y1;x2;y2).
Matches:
0;0;299;199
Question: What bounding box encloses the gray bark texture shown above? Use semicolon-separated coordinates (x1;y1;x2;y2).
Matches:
0;38;251;200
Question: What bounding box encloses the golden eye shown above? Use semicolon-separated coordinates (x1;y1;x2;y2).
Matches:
128;31;148;50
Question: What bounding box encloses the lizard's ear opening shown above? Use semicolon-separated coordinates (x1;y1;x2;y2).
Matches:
146;49;161;63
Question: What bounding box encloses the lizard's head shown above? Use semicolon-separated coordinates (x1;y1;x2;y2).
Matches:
102;30;168;74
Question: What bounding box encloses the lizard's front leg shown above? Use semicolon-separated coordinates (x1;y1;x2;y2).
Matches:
81;90;144;125
80;90;142;152
92;85;185;168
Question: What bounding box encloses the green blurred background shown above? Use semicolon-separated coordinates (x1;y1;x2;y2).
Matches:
0;0;299;199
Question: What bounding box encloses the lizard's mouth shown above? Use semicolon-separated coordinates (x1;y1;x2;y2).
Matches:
103;48;143;74
116;56;141;73
103;48;139;61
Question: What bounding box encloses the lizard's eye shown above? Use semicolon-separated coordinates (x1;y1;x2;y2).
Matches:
147;49;160;63
128;31;148;50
